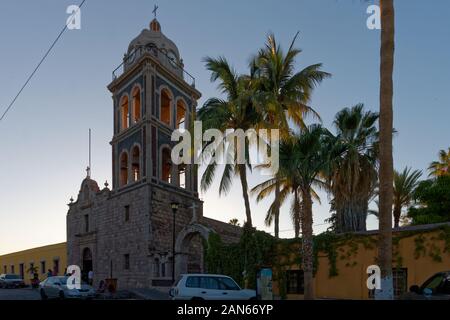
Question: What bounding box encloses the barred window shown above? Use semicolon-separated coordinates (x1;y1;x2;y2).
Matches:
286;270;304;294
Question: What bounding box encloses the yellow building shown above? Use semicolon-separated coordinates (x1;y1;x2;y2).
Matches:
0;243;67;284
273;223;450;299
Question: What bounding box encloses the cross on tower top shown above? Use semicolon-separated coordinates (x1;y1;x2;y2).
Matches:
152;5;159;19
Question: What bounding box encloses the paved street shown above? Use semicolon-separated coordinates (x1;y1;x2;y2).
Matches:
0;288;40;300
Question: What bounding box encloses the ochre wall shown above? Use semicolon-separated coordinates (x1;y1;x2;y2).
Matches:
275;228;450;300
0;243;67;284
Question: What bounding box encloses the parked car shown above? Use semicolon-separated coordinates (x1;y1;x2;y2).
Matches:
0;274;26;288
401;271;450;300
39;276;96;300
169;274;257;300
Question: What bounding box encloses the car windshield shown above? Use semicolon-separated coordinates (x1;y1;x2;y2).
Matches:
55;277;69;285
421;274;444;294
5;275;20;279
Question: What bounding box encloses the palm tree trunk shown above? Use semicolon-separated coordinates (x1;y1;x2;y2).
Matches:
274;179;280;238
393;205;401;228
377;0;395;300
238;164;252;227
301;187;314;300
293;188;300;238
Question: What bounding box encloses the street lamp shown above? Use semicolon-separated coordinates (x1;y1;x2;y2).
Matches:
170;201;179;283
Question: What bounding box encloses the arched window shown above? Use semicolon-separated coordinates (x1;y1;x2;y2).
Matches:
131;146;140;182
132;86;141;123
120;96;129;130
120;152;129;187
176;99;187;130
160;88;172;126
161;147;172;183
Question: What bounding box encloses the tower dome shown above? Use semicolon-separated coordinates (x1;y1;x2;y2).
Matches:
125;17;183;77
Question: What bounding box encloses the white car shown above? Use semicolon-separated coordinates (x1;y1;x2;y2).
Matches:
170;274;256;300
39;276;96;300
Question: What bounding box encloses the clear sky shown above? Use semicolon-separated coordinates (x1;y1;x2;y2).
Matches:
1;0;449;255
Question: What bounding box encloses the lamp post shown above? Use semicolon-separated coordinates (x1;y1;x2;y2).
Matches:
170;201;179;283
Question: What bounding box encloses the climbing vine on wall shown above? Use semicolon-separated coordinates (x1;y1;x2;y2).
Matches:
205;225;450;299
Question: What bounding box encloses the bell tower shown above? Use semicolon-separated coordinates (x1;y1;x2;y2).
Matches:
107;17;201;194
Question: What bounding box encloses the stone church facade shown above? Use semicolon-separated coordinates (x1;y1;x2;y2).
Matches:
67;18;241;289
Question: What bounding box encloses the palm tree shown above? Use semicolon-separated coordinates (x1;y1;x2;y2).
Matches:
393;167;422;228
250;33;330;237
428;148;450;177
198;57;259;227
278;125;331;299
251;168;320;238
326;104;379;233
377;0;395;300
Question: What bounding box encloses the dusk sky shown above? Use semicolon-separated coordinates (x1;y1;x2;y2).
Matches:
1;0;449;255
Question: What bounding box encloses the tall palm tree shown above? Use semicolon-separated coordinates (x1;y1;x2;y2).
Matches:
377;0;395;300
198;57;259;227
327;104;379;233
250;33;330;237
393;167;422;228
428;148;450;178
278;125;331;299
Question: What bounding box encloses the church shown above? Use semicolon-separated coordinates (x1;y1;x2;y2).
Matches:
66;16;241;289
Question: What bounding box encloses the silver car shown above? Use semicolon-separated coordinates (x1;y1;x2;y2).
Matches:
0;274;26;288
39;276;96;300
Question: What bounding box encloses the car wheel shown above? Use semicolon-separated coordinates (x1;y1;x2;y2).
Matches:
59;291;65;300
40;289;48;300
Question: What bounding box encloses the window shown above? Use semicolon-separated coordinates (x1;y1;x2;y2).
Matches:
369;268;408;298
176;100;186;129
440;278;450;295
131;146;140;182
286;270;304;294
161;262;166;277
217;277;240;290
186;276;200;288
392;268;408;297
120;152;129;186
124;254;130;270
200;277;220;290
3;265;6;274
41;261;46;275
120;96;129;130
153;258;160;277
132;86;141;123
29;263;34;275
84;214;89;233
160;88;172;126
53;259;59;275
178;164;186;189
161;147;172;183
19;264;24;279
11;265;15;274
125;205;130;222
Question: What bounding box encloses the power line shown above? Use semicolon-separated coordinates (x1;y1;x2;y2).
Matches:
0;0;87;123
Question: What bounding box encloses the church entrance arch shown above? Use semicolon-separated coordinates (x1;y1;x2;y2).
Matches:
174;224;213;278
